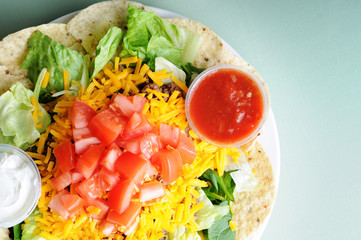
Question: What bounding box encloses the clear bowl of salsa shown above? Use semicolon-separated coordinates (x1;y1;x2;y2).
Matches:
185;65;269;148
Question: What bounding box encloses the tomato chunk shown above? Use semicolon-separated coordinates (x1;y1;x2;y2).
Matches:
70;100;96;129
159;124;180;148
116;135;142;155
60;194;85;217
99;220;116;237
100;143;122;172
110;95;146;118
76;145;104;179
73;127;93;141
99;167;120;191
70;171;84;184
76;172;103;200
107;179;135;214
48;189;70;219
140;132;160;159
151;149;182;184
51;171;71;191
115;152;148;184
74;136;101;155
106;202;141;229
177;133;197;165
88;109;128;145
86;198;109;220
53;140;76;173
139;182;165;202
122;112;152;140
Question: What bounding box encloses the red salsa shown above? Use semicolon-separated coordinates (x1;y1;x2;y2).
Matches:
188;68;264;145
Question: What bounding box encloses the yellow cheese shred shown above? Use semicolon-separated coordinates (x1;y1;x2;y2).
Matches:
29;56;239;240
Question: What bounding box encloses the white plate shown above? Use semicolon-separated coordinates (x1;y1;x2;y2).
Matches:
52;6;280;240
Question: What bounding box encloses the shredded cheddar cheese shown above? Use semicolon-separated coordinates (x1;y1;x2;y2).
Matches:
28;57;242;240
41;71;50;88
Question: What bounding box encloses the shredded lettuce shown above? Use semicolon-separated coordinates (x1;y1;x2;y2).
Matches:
120;5;202;69
166;225;201;240
21;208;44;240
196;189;230;230
90;26;123;80
0;83;51;149
224;149;258;193
155;57;186;84
21;30;85;102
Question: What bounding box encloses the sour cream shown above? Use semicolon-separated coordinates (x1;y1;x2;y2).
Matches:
0;144;41;228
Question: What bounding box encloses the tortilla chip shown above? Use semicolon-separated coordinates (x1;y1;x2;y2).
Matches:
167;17;271;105
0;23;84;78
67;1;156;57
231;142;275;240
0;65;33;95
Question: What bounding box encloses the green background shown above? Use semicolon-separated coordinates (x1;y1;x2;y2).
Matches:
1;0;361;239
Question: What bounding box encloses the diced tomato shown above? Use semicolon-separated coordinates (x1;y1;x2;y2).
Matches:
51;171;71;191
48;189;70;219
116;135;142;155
106;202;141;229
60;194;85;217
99;220;117;237
177;133;197;165
115;152;148;184
99;168;120;191
70;171;84;184
124;219;139;236
70;100;96;129
100;143;122;172
74;136;101;155
88;110;128;145
76;172;103;200
122;112;152;140
145;161;158;179
107;179;135;214
73;127;93;141
53;140;76;173
139;182;165;202
86;198;110;220
159;124;180;148
151;149;183;184
109;95;146;118
76;144;104;179
140;132;160;159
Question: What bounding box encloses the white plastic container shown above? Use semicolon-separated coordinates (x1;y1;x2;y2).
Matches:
0;144;41;228
185;65;269;148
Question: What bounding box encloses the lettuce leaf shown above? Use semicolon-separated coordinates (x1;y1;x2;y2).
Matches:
21;30;85;102
166;226;201;240
224;149;258;193
155;57;186;84
0;82;51;149
121;5;201;69
196;189;230;230
21;208;44;240
90;26;123;80
199;169;236;205
204;212;236;240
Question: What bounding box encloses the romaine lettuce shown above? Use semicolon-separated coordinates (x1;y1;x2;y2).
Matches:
224;149;258;193
167;225;201;240
120;5;202;69
21;208;44;240
0;82;51;150
155;57;186;84
90;26;123;80
21;30;85;102
196;189;230;230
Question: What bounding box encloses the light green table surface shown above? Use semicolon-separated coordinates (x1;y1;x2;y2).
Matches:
1;0;361;239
